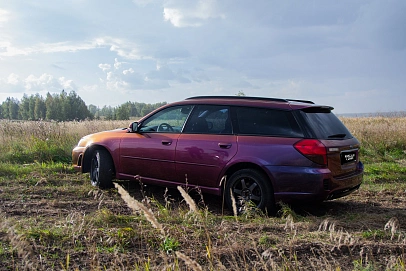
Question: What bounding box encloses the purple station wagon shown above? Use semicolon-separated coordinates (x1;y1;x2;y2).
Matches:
72;96;363;214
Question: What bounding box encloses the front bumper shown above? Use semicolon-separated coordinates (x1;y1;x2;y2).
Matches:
72;146;85;172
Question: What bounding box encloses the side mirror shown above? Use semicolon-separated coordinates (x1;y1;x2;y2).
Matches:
129;122;139;133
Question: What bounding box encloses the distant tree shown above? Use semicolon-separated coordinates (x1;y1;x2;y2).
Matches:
9;98;20;119
141;104;154;116
19;94;30;120
60;89;70;120
129;103;139;117
45;93;61;121
135;103;146;117
121;101;139;118
101;106;115;120
88;104;98;116
28;95;36;120
19;94;38;120
2;97;20;119
66;90;92;120
115;104;130;120
34;94;46;120
0;91;167;121
1;101;6;119
236;90;246;96
43;90;92;121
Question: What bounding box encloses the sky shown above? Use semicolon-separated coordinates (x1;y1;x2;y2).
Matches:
0;0;405;114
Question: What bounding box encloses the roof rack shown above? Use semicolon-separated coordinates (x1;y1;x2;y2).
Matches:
186;96;314;104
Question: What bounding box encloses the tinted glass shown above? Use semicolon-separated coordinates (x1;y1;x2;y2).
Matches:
235;107;303;137
139;105;192;133
299;109;353;139
184;105;231;134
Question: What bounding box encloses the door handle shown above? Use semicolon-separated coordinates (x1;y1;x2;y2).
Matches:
162;140;172;146
218;143;232;149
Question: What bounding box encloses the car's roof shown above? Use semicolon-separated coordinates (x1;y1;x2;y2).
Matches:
167;96;331;110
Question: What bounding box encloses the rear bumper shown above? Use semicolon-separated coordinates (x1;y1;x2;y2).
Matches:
265;161;363;203
326;161;363;200
326;183;361;200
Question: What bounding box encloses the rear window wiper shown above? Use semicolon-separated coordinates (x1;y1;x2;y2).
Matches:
328;133;347;138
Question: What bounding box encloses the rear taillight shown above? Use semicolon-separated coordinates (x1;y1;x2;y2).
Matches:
294;139;327;165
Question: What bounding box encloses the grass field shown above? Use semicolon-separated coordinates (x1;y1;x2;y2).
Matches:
0;118;405;270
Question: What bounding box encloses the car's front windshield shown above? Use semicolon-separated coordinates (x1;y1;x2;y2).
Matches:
139;105;193;133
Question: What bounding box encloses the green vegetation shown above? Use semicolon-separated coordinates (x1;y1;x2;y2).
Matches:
0;90;166;121
0;117;405;270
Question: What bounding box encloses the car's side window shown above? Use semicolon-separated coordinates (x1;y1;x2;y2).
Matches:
139;105;193;133
235;107;304;137
184;105;231;134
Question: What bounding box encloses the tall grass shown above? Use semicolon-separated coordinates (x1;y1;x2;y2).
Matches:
0;120;129;163
341;117;406;163
1;117;405;164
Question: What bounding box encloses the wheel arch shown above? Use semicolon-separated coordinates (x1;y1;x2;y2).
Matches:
82;145;115;175
223;163;277;215
222;162;274;192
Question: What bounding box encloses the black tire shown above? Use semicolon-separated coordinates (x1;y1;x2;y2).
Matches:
225;169;275;215
90;149;114;189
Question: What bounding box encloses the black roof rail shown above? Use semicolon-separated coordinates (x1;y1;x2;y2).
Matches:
286;99;314;104
186;96;315;104
186;96;288;103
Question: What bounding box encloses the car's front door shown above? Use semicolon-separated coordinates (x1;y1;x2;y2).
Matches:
119;105;192;182
175;105;237;187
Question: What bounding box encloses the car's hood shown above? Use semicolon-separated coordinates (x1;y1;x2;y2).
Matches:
76;128;128;147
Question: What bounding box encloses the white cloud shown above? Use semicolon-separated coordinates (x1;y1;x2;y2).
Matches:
0;41;99;57
0;73;76;93
98;63;111;71
98;58;185;93
114;58;122;69
163;0;225;27
7;73;19;85
58;77;75;90
123;68;134;75
0;37;144;59
0;9;10;24
105;37;143;60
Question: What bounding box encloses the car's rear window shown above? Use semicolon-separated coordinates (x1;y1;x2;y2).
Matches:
235;107;304;137
299;108;353;139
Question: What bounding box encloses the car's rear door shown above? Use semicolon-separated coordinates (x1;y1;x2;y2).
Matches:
175;105;237;187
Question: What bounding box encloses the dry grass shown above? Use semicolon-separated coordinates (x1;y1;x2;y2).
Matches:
0;119;130;163
0;119;129;144
341;117;406;162
1;117;405;163
0;167;405;270
342;116;406;144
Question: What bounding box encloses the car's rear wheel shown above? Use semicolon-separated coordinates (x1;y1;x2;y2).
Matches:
90;149;114;189
225;169;275;215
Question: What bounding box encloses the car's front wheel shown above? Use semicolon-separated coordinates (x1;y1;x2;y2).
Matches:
225;169;275;215
90;149;114;189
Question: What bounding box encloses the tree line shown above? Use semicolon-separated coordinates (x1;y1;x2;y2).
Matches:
0;90;166;121
88;101;167;121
